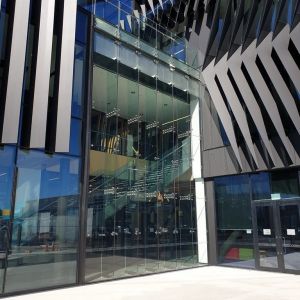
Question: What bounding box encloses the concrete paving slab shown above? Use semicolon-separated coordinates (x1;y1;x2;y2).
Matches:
5;266;300;300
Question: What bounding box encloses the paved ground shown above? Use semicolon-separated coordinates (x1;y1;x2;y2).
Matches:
6;266;300;300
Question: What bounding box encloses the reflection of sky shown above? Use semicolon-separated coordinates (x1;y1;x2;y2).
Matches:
14;150;80;217
0;146;16;211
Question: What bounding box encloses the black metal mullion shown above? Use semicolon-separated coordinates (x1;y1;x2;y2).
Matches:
77;8;94;285
45;0;64;153
274;202;285;272
251;201;260;270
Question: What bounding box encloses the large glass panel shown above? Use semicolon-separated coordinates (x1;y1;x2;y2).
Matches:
118;76;139;157
215;175;254;268
94;0;119;27
87;65;120;280
139;80;159;274
94;33;117;60
175;90;196;268
157;84;174;271
5;151;80;293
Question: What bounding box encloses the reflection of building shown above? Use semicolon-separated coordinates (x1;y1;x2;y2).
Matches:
0;0;299;297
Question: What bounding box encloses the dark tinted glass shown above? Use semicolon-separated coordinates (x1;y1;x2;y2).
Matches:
76;10;88;44
69;117;82;156
72;44;86;118
271;170;300;199
215;175;254;268
251;172;271;200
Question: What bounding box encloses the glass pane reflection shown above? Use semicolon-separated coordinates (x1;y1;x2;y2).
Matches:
5;150;80;293
0;146;15;223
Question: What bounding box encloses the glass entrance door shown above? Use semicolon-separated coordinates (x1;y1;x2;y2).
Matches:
278;201;300;273
252;201;282;271
253;200;300;273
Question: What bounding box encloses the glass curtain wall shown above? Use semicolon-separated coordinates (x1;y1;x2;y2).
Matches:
85;29;199;282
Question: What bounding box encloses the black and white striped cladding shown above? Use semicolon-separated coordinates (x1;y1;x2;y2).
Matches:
273;25;300;93
201;58;243;168
291;23;300;51
0;0;77;153
202;22;300;171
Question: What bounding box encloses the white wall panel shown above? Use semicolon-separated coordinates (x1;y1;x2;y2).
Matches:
55;0;77;152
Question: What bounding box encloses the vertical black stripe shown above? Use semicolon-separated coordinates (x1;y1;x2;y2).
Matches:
0;0;16;142
77;8;93;285
20;0;42;148
288;39;300;69
45;0;64;153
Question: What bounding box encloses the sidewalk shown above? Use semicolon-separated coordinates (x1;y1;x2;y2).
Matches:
7;266;300;300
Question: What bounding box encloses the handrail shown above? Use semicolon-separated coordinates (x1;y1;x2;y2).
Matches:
253;197;300;202
89;138;191;194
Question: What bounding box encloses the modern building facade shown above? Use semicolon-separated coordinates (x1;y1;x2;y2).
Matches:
199;0;300;274
0;0;299;297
